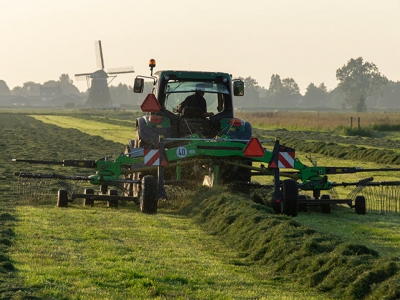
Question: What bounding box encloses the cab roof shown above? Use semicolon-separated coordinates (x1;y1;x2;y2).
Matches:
154;70;231;81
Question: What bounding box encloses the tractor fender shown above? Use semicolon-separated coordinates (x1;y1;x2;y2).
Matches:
224;121;252;141
136;116;171;144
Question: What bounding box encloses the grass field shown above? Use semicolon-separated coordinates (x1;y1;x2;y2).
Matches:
236;111;400;133
32;115;135;145
3;110;400;299
9;204;329;299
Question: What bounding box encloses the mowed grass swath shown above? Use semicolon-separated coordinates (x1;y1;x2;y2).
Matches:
3;111;400;299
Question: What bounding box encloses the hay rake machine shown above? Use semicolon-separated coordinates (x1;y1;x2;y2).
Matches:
12;134;400;216
13;61;399;215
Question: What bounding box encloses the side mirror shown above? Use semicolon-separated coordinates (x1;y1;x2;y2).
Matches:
133;78;144;93
233;81;244;96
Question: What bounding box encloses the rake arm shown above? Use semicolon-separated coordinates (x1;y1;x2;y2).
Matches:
14;172;92;181
12;159;97;168
329;177;374;188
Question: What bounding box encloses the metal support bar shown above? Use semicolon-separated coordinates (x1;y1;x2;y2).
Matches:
298;199;352;205
157;136;167;200
272;168;281;203
71;193;138;203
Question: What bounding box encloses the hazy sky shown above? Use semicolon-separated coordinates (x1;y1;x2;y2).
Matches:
1;0;399;94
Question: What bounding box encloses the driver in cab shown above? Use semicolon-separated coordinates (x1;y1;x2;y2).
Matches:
177;89;213;118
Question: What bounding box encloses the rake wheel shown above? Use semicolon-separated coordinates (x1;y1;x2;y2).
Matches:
321;194;331;214
57;190;68;207
140;175;158;214
282;179;298;217
355;196;366;215
83;188;95;207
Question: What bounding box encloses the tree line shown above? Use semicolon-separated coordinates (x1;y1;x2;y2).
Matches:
0;57;398;112
240;57;396;112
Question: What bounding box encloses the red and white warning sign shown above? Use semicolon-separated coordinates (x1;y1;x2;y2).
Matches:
269;151;295;169
144;149;168;166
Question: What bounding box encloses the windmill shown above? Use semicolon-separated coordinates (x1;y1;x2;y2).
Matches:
75;40;135;108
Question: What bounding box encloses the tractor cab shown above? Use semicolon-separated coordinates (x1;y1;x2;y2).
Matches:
133;59;250;145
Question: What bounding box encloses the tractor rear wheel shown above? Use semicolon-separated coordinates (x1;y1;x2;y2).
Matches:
140;175;158;214
282;179;298;217
321;194;331;214
57;190;68;207
83;188;94;206
355;196;366;215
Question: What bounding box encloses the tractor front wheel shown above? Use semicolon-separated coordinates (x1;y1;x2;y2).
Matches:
140;175;158;214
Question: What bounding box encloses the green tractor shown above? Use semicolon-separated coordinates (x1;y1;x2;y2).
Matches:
124;59;253;196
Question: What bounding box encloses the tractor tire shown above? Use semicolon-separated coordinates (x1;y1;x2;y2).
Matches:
321;194;331;214
140;175;158;214
83;188;95;206
355;196;366;215
107;189;118;208
57;190;68;207
298;194;307;212
282;179;298;217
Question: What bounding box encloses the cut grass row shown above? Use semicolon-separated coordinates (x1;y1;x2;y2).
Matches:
185;188;400;300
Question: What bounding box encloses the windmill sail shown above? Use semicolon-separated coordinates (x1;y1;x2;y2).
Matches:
95;40;105;70
75;40;135;108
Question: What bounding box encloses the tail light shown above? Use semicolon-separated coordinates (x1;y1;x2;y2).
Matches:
149;115;163;124
229;118;242;127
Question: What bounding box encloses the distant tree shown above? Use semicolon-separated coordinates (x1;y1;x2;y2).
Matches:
11;86;22;95
374;81;400;108
268;74;283;93
109;83;132;105
42;74;81;96
326;87;345;109
319;83;328;92
12;81;41;96
336;57;388;112
243;76;260;105
267;74;301;107
58;74;81;95
303;82;328;106
42;80;59;87
282;78;300;96
0;80;11;95
59;74;73;85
